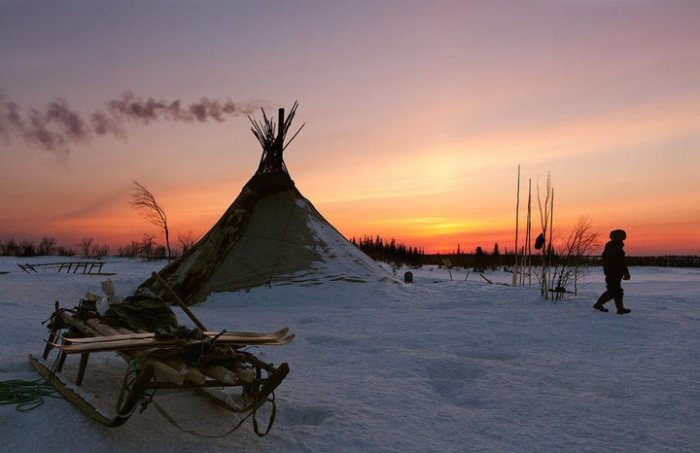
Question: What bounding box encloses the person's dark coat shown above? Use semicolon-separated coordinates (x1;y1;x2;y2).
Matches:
602;240;628;279
594;229;631;314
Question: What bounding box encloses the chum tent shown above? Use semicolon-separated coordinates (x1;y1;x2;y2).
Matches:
139;103;394;305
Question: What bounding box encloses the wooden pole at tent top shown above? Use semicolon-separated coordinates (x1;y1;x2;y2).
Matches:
278;108;285;140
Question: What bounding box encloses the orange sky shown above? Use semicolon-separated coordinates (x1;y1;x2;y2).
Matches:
1;1;699;256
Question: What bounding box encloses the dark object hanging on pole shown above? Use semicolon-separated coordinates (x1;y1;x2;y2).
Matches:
534;233;545;250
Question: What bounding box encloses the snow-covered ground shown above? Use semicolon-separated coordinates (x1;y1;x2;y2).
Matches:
1;257;699;452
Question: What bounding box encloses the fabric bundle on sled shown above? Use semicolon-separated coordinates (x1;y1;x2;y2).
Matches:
101;295;178;332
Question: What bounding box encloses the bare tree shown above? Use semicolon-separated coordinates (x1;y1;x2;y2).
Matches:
1;238;19;256
77;237;94;258
549;216;600;300
139;233;156;260
130;181;171;260
38;236;57;255
90;243;110;259
19;240;36;257
177;231;196;255
118;240;141;258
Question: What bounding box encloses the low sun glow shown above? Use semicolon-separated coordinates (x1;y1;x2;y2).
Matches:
0;2;698;256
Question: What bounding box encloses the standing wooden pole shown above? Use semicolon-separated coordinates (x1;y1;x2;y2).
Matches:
521;178;531;286
151;272;207;331
76;353;90;386
278;108;285;139
549;188;554;250
540;174;551;299
548;187;555;295
275;108;285;162
527;178;533;286
513;165;521;286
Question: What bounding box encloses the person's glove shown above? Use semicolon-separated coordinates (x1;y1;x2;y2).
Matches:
623;272;631;281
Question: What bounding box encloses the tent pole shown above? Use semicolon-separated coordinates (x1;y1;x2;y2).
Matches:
152;272;207;331
278;108;285;141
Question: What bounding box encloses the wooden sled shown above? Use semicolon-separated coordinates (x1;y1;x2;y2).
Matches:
30;299;291;435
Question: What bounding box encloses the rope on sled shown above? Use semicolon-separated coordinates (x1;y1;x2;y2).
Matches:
149;366;278;438
151;392;277;438
117;350;278;437
0;378;62;411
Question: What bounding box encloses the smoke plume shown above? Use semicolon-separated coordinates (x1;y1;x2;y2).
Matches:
0;92;259;155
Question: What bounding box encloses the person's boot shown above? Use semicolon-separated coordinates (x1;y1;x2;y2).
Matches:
593;294;610;312
614;297;631;315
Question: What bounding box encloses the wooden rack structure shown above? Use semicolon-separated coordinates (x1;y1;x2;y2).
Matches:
18;261;115;275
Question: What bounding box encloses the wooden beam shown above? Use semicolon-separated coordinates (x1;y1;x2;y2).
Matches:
277;108;285;141
76;353;90;386
151;272;207;331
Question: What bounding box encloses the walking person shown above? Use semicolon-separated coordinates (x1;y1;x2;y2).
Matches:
593;229;632;315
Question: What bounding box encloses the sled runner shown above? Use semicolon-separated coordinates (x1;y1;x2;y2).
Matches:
30;295;291;435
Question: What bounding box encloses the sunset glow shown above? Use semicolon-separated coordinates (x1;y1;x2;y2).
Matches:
1;1;698;256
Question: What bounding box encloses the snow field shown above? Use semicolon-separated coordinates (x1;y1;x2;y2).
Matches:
1;257;699;452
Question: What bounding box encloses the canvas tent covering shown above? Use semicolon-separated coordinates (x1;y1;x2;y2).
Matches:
139;104;393;305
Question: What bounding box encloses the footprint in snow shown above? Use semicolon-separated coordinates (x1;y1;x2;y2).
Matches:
280;405;334;426
422;358;483;403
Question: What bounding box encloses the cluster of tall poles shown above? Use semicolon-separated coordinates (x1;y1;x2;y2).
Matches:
512;165;555;299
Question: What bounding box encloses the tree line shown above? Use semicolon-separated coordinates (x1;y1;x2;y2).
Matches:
0;234;193;260
0;237;77;257
349;236;699;269
0;181;200;261
351;236;425;268
2;233;697;268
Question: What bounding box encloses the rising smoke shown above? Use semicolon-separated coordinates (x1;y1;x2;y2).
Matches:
0;92;259;155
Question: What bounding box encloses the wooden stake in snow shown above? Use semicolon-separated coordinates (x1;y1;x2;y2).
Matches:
537;173;552;299
548;187;555;295
520;178;532;287
527;178;533;286
513;165;520;286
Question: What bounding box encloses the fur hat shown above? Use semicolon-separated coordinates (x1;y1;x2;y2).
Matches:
609;229;627;242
